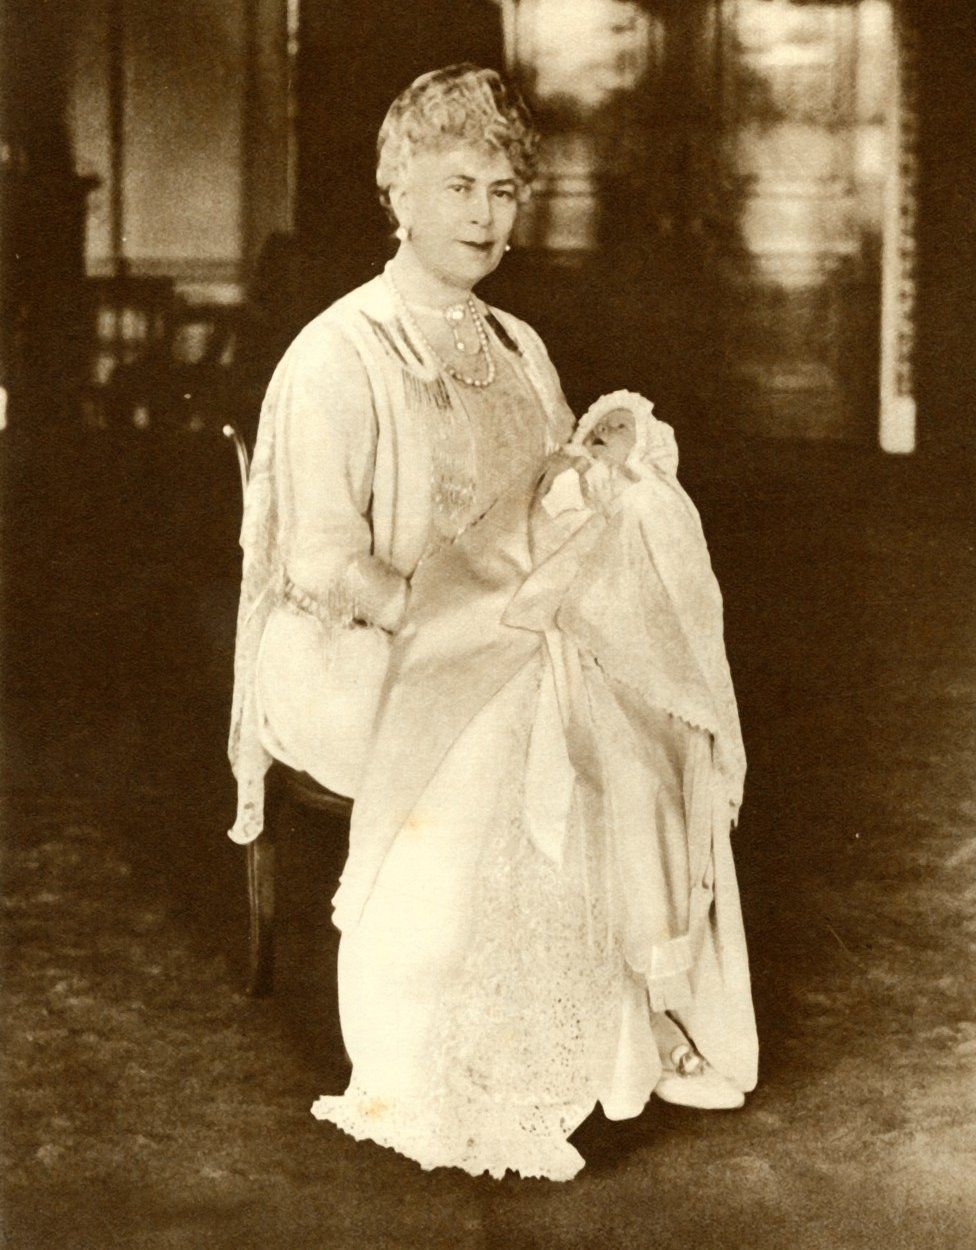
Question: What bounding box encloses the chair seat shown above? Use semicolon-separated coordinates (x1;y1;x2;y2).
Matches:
269;760;353;815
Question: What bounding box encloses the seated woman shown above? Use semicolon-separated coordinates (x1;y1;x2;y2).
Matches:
227;59;756;1182
316;392;758;1179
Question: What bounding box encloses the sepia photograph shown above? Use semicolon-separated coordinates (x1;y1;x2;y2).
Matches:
1;1;974;1247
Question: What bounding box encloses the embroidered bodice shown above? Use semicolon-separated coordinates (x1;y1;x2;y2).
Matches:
428;340;548;548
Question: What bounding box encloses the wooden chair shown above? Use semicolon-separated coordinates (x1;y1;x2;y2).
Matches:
222;422;353;996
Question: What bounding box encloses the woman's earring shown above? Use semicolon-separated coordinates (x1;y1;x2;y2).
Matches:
395;224;409;243
504;243;512;253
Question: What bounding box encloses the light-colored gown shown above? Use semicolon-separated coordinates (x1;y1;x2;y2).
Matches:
312;396;757;1181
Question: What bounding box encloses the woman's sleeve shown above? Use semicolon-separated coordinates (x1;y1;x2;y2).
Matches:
272;324;408;633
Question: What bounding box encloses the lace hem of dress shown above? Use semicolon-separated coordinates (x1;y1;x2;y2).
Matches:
310;1085;589;1182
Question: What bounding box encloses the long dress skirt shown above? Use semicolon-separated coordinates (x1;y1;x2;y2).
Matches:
311;646;754;1180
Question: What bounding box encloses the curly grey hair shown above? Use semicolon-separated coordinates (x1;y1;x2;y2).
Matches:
376;64;539;222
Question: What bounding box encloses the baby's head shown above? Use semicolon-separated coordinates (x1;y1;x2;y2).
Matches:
572;390;677;477
581;406;636;467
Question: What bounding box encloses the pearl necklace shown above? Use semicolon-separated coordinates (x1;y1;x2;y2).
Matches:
388;274;496;389
406;299;473;354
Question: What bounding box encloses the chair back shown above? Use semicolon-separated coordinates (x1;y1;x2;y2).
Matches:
222;423;251;498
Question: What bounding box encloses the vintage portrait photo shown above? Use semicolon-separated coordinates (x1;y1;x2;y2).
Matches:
2;1;973;1247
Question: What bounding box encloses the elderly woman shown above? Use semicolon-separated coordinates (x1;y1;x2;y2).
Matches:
230;65;756;1182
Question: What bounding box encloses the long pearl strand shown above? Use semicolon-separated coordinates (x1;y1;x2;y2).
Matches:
388;274;496;389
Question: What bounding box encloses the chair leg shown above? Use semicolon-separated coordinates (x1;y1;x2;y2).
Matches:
246;836;275;996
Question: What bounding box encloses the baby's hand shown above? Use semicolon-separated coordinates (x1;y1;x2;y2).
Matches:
538;449;588;493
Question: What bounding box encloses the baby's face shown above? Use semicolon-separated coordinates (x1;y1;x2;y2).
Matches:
584;408;636;466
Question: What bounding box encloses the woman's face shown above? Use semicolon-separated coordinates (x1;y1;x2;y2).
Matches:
392;142;519;292
584;408;636;466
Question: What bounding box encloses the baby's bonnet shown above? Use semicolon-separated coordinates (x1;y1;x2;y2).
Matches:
572;389;679;479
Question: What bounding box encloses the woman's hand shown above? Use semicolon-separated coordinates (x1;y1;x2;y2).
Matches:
345;553;411;633
578;459;639;515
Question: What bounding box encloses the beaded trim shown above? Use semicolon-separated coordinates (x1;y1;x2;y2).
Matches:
401;367;452;413
363;314;425;371
279;573;362;629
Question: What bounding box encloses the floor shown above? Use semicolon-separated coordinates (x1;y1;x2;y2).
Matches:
2;429;975;1248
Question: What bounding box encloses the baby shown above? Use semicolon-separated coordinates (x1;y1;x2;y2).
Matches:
531;389;743;797
538;389;679;521
522;386;744;820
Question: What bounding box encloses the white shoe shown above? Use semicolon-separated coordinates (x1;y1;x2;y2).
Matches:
653;1045;745;1110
